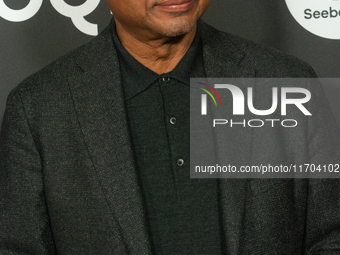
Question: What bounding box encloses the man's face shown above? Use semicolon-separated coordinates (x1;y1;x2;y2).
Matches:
107;0;211;39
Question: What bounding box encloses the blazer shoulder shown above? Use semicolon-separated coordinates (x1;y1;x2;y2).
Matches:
232;35;316;77
199;20;317;78
11;24;115;99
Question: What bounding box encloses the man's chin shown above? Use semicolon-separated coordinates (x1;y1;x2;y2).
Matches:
159;19;197;38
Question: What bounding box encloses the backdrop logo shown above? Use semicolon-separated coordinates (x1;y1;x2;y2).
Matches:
0;0;100;36
285;0;340;39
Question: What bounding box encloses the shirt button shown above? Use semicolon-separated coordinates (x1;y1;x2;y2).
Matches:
169;117;176;125
177;159;184;166
162;77;171;83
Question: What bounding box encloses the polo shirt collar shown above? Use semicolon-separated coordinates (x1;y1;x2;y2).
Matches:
111;21;204;100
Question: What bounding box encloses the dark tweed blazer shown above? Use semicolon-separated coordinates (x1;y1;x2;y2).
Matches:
1;19;340;255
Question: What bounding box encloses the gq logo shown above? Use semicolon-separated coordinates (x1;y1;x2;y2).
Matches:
0;0;100;36
285;0;340;39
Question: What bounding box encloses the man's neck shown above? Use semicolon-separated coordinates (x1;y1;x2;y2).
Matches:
115;20;197;75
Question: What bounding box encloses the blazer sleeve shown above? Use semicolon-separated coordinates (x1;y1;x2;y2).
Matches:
0;89;56;254
304;80;340;254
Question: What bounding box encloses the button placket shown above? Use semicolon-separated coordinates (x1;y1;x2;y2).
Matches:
177;159;184;166
162;77;171;83
169;117;176;125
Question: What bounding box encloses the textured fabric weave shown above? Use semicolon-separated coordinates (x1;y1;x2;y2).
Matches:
112;26;222;255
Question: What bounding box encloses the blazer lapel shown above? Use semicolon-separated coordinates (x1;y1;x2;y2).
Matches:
67;19;255;255
68;24;151;255
200;19;255;255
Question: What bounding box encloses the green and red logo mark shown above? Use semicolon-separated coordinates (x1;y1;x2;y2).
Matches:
197;82;222;115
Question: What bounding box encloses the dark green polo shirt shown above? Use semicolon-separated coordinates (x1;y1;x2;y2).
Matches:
112;25;222;255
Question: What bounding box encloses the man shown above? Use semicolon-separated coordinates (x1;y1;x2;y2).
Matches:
1;0;339;254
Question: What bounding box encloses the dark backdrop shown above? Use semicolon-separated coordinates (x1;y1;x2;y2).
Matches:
1;0;339;126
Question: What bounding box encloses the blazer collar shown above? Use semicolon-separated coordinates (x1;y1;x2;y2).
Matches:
69;19;254;255
199;19;255;79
